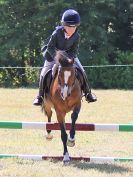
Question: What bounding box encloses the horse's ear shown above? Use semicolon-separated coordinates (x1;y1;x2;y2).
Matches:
68;58;74;64
55;51;65;63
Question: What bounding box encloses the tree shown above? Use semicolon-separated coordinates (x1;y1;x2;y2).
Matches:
0;0;132;88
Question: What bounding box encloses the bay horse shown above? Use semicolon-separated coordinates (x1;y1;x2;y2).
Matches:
42;51;82;162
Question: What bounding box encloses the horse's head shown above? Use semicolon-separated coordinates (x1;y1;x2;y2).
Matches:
55;51;76;100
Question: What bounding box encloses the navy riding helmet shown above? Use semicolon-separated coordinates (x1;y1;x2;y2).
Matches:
61;9;80;26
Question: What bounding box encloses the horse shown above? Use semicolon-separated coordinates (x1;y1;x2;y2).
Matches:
42;51;82;162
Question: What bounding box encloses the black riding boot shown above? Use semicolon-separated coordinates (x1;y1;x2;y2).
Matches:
82;72;97;103
33;76;45;106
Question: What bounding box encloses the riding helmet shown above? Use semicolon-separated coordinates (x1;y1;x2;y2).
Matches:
61;9;80;26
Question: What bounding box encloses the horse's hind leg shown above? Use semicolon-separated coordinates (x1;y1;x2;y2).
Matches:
67;106;81;147
44;105;53;140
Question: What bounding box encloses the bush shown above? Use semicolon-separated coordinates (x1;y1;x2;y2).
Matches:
85;51;133;89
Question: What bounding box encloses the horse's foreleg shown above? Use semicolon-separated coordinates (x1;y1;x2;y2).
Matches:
67;106;81;147
56;111;70;162
59;122;70;162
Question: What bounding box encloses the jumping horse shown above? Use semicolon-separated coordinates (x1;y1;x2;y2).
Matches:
42;51;82;162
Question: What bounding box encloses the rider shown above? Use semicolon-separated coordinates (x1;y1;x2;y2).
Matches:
33;9;97;105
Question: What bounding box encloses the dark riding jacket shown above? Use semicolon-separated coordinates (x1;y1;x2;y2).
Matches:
42;26;80;62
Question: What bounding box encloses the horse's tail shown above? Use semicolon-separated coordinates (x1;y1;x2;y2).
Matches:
41;104;44;113
41;101;47;115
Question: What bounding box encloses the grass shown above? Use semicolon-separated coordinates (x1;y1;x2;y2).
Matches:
0;88;133;177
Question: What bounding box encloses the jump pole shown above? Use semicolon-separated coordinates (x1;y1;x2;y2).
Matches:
0;121;133;131
0;154;133;162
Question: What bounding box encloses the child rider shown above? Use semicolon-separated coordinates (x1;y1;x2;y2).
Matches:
33;9;97;105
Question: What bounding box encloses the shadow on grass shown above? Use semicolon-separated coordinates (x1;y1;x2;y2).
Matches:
50;159;133;174
69;161;132;173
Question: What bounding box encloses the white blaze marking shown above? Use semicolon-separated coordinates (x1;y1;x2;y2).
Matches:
62;71;71;100
64;71;71;84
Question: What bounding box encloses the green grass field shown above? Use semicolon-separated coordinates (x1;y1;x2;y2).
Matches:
0;88;133;177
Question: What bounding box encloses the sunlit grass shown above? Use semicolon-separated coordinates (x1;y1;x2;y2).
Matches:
0;88;133;177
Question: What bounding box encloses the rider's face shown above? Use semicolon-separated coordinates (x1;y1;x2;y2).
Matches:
64;26;77;36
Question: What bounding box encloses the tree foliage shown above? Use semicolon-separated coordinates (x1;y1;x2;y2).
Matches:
0;0;132;88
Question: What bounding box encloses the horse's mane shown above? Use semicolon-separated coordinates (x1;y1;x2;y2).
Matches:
55;51;74;67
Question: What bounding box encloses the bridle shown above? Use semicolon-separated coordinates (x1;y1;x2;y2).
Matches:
57;65;76;100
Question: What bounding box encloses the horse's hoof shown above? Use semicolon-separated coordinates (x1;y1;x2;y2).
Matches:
63;152;70;163
67;139;75;147
45;133;53;141
67;136;75;147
